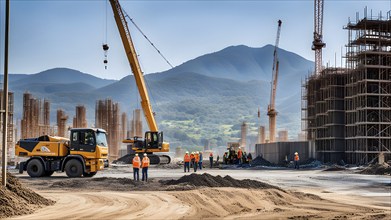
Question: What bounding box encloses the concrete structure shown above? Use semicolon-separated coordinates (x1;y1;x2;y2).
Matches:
73;105;87;128
121;112;127;141
257;126;265;144
127;109;143;139
21;92;51;139
255;141;315;164
278;130;288;142
240;122;247;151
56;109;68;138
95;99;120;161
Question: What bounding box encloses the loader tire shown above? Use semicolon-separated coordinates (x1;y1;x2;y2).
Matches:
83;172;97;177
26;159;45;177
65;159;83;178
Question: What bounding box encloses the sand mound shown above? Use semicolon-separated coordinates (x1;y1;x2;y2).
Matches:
359;163;391;175
162;173;280;190
0;172;54;218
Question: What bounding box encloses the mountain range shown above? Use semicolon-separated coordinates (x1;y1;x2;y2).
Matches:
5;44;313;148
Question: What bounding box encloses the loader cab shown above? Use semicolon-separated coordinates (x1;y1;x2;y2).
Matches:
70;128;107;152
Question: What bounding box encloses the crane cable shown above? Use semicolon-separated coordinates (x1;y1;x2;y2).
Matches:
122;9;174;69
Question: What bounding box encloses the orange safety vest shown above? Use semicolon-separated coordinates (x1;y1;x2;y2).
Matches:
184;154;190;162
294;155;299;161
238;150;242;159
142;157;150;168
195;154;200;162
132;156;141;168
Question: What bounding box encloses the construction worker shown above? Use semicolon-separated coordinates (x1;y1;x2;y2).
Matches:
294;152;300;169
141;153;150;181
209;152;213;168
190;152;195;169
132;153;141;181
184;151;190;172
194;151;200;172
237;147;243;165
223;152;228;164
198;151;203;170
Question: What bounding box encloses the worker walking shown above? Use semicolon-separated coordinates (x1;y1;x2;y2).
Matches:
194;151;200;172
141;153;150;181
294;152;300;169
198;151;203;170
132;153;141;181
209;152;213;168
184;151;190;172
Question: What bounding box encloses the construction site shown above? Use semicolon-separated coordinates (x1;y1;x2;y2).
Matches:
1;0;390;219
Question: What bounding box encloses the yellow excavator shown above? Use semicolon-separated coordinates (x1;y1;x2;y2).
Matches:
109;0;170;164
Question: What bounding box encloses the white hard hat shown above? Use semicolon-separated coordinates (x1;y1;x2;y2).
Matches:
239;147;241;149
196;151;199;154
186;151;189;154
295;152;298;155
135;153;138;156
144;153;147;156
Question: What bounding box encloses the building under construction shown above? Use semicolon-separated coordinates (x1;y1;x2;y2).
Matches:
57;109;68;137
302;10;391;164
21;92;51;139
95;99;121;161
128;109;143;139
73;105;87;128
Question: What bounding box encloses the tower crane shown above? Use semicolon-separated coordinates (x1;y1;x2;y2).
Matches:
267;20;282;143
312;0;326;75
109;0;170;164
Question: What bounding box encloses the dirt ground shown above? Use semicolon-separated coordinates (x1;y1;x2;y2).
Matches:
5;166;391;219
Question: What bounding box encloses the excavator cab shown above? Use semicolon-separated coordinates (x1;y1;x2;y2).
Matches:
145;131;163;149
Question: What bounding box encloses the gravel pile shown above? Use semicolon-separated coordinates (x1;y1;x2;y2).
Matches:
0;172;55;218
359;163;391;175
162;173;281;190
250;156;276;167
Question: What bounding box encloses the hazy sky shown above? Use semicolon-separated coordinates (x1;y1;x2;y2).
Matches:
0;0;389;80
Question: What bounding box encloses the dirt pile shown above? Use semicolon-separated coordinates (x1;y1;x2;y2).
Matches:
0;172;54;218
322;166;346;172
250;156;275;167
359;163;391;175
162;173;281;190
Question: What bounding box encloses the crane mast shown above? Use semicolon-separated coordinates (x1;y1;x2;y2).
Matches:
267;20;282;143
312;0;326;75
109;0;158;132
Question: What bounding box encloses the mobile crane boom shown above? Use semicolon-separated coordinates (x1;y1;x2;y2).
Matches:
267;20;282;143
109;0;158;132
312;0;326;75
109;0;170;164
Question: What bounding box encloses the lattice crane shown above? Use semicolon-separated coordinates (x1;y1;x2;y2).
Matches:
312;0;326;75
267;20;282;143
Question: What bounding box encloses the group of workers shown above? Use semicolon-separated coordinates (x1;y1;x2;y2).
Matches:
132;153;150;181
183;151;204;172
131;150;301;181
223;147;253;165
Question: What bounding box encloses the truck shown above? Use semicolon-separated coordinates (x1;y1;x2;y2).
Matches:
15;128;108;178
109;0;170;164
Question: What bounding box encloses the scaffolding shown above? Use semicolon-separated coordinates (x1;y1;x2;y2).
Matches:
302;9;391;164
344;9;391;164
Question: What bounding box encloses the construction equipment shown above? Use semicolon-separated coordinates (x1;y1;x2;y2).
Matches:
267;20;282;143
109;0;170;164
15;128;109;178
312;0;326;75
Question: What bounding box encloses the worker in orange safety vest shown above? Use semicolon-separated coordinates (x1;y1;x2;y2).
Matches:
190;152;195;170
132;153;141;181
141;153;150;181
194;151;200;172
184;151;190;172
294;152;300;169
237;147;243;165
